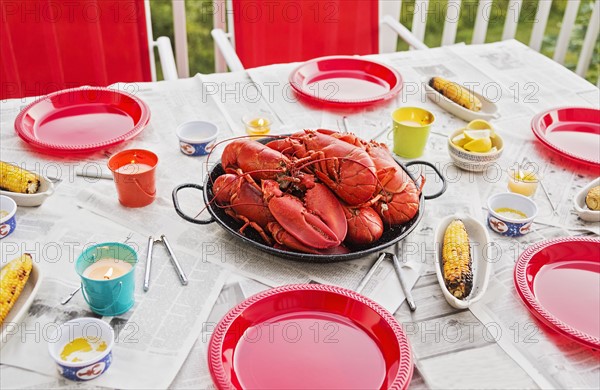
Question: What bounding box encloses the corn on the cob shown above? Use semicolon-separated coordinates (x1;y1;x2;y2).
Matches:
0;254;33;323
0;162;39;194
430;77;482;112
585;186;600;210
442;220;472;300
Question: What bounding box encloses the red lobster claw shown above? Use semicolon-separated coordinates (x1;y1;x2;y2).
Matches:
303;182;347;242
268;222;322;254
269;224;351;255
262;180;346;249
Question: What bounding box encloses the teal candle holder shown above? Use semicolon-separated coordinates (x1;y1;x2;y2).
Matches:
76;243;138;316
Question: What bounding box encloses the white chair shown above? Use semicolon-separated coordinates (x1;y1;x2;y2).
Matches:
144;0;179;81
208;0;425;72
167;0;598;78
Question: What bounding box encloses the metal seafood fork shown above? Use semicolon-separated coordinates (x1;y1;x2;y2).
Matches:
144;235;188;292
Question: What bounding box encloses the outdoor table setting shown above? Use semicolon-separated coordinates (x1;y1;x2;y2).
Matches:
0;39;599;389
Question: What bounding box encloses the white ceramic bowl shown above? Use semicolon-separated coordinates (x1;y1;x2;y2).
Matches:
0;259;42;348
424;78;500;122
573;177;600;222
434;213;492;309
48;318;115;381
0;173;54;207
176;121;219;156
447;128;504;172
487;193;538;236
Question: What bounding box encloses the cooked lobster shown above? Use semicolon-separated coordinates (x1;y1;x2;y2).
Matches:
266;130;378;205
325;130;421;225
213;130;421;254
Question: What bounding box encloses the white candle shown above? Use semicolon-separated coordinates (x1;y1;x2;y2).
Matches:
244;117;271;135
83;258;132;280
508;168;539;197
115;163;153;175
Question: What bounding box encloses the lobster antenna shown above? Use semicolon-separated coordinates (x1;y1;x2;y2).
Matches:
193;174;240;219
215;202;268;210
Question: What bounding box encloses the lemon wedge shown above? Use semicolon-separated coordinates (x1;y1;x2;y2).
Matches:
452;133;469;147
464;137;492;152
466;120;496;138
463;129;492;141
466;119;492;130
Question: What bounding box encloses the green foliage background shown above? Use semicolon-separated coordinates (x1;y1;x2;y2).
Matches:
150;0;599;84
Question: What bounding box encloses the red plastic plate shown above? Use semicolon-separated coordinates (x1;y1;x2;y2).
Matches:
14;87;150;153
514;237;600;349
289;56;403;107
208;284;413;390
531;107;600;166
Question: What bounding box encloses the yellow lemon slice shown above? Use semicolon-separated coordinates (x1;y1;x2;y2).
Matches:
466;119;492;130
467;120;496;138
463;129;492;141
464;137;492;152
452;133;469;147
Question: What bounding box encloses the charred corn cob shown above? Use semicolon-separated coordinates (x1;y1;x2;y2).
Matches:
0;162;39;194
585;186;600;210
0;254;33;323
442;220;472;300
430;77;482;112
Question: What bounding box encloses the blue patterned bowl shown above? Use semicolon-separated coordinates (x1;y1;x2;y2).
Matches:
48;318;114;381
176;121;219;156
487;193;538;237
0;195;17;240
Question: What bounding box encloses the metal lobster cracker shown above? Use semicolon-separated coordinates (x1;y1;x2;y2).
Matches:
144;235;188;291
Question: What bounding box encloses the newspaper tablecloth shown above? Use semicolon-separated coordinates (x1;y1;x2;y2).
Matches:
1;40;599;389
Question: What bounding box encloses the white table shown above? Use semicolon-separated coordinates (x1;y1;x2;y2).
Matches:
1;40;599;389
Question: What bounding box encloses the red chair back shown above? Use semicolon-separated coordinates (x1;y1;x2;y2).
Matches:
1;0;152;99
232;0;379;69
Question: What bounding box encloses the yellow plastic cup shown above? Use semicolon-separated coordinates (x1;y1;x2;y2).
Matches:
391;107;436;158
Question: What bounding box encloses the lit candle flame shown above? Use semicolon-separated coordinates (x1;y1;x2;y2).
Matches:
257;118;265;126
103;267;114;280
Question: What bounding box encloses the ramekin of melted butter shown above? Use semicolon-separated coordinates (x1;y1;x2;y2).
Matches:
494;207;528;220
60;337;108;363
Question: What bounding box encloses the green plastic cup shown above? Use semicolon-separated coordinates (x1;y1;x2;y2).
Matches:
391;107;436;158
76;243;138;316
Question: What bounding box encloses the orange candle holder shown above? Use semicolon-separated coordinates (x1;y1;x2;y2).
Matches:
107;149;158;208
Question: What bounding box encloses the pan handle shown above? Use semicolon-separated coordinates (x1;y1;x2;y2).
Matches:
172;183;216;225
405;161;447;200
